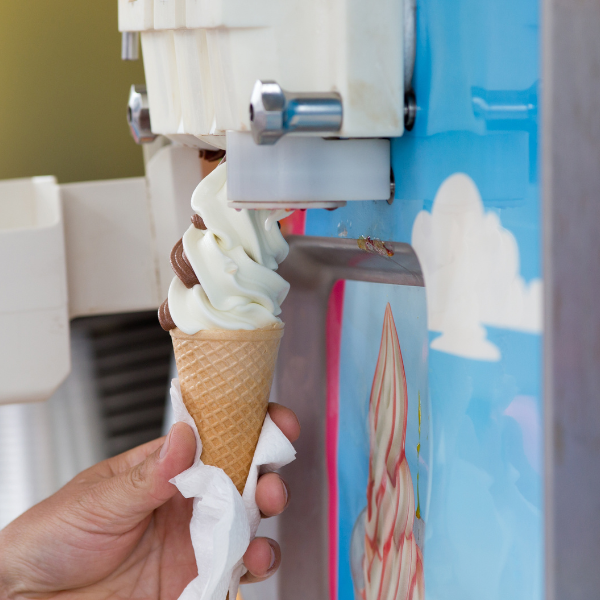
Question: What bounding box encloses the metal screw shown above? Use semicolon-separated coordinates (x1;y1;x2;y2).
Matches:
388;168;396;205
127;85;157;144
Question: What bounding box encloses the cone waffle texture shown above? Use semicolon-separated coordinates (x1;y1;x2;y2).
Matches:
170;324;284;495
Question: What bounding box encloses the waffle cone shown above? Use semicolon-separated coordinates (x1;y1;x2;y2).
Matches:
170;323;284;494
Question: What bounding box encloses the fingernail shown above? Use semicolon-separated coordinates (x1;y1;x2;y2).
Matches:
281;479;289;507
267;544;276;573
160;427;173;459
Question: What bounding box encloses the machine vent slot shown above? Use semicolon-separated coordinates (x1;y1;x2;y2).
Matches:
80;311;173;457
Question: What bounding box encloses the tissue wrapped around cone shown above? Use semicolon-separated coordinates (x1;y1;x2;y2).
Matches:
170;323;284;494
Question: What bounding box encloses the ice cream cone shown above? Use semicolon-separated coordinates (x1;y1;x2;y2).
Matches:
170;323;284;495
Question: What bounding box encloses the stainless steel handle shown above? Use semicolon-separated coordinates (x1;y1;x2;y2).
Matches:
121;32;140;61
249;80;343;145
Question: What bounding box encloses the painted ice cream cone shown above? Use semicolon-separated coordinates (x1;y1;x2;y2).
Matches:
363;304;424;600
170;324;283;494
159;162;290;495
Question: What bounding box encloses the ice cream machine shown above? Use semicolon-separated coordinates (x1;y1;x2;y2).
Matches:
2;0;600;599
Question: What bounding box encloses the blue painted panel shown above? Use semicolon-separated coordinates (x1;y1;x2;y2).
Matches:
425;330;542;600
304;0;543;598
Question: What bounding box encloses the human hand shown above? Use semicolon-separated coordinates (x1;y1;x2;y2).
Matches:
0;403;300;600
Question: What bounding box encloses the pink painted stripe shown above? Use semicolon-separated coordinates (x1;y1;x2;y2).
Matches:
281;210;307;236
326;280;346;600
291;210;306;235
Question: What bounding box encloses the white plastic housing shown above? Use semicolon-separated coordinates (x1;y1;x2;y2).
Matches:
118;0;154;32
119;0;405;143
61;144;202;318
61;178;160;318
0;177;70;404
0;146;201;406
227;132;391;206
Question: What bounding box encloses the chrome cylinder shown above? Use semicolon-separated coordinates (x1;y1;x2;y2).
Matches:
250;80;343;145
121;31;140;61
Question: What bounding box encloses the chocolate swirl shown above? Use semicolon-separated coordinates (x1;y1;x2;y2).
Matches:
170;238;200;289
161;237;201;331
199;149;226;163
158;298;176;331
191;214;207;230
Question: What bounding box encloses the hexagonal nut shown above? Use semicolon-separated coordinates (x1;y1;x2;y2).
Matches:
127;84;157;145
249;80;286;145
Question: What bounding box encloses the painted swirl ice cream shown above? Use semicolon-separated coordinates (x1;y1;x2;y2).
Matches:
363;304;424;600
159;162;290;333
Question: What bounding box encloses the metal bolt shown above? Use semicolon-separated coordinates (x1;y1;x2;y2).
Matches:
249;80;343;145
404;90;417;131
121;32;140;61
127;85;157;144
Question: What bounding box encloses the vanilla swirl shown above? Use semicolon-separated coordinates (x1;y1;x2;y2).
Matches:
163;163;290;333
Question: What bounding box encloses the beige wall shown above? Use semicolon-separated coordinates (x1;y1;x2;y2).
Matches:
0;2;146;183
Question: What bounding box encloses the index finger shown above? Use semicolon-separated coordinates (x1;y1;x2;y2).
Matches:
267;403;300;442
102;436;166;477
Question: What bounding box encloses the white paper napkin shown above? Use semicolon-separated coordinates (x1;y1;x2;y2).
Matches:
168;380;297;600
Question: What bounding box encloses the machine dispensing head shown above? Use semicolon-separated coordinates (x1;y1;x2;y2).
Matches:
118;0;417;210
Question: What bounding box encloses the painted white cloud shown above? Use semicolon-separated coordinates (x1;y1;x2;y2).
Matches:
412;173;542;361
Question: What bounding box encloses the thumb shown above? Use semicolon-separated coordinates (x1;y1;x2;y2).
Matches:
100;422;196;522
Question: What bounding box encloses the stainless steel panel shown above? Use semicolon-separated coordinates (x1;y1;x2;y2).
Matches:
276;236;423;600
542;2;600;599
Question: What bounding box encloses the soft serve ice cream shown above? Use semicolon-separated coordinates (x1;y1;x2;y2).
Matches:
159;162;290;332
160;158;290;489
